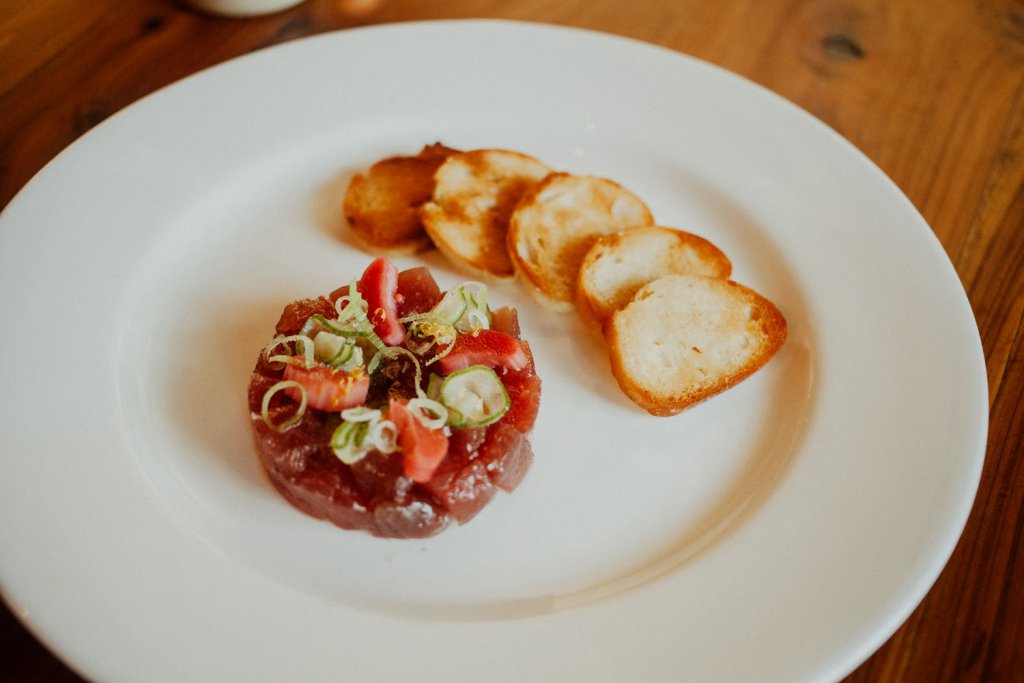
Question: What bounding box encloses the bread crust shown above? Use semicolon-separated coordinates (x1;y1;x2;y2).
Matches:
420;149;551;278
507;173;654;308
343;143;458;255
606;275;787;416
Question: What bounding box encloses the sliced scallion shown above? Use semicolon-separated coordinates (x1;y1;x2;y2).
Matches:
439;365;510;428
455;282;491;332
425;373;444;401
331;420;371;464
262;334;315;369
329;408;398;464
406;397;449;430
260;380;307;433
329;281;392;356
369;418;398;454
430;288;469;326
305;313;361;338
313;331;362;370
340;406;382;423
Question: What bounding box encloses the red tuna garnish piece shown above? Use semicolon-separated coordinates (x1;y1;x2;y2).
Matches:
330;266;443;319
355;257;405;346
389;398;449;483
436;329;528;374
283;361;369;412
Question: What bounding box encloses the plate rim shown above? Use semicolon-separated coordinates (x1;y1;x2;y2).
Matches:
0;19;988;683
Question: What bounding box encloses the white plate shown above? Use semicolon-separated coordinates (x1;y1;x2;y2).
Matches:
0;20;987;683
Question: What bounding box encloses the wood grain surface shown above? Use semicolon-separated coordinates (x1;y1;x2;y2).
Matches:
2;0;1022;680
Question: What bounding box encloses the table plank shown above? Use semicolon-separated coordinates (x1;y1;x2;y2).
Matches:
1;1;1021;681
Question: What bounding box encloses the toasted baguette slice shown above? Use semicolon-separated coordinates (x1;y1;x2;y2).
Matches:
577;226;732;326
420;149;552;278
508;173;654;310
343;143;459;255
607;275;787;416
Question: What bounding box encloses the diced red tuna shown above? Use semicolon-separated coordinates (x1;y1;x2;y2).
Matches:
395;266;444;317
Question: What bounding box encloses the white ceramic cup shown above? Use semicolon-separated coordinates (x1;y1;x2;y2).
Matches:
182;0;306;17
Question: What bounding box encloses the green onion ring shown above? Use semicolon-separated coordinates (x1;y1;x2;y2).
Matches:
260;380;307;433
262;334;315;369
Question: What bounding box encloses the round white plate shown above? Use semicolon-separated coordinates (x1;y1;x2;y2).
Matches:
0;20;987;683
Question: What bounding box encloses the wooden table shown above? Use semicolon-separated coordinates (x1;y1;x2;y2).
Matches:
2;1;1021;680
